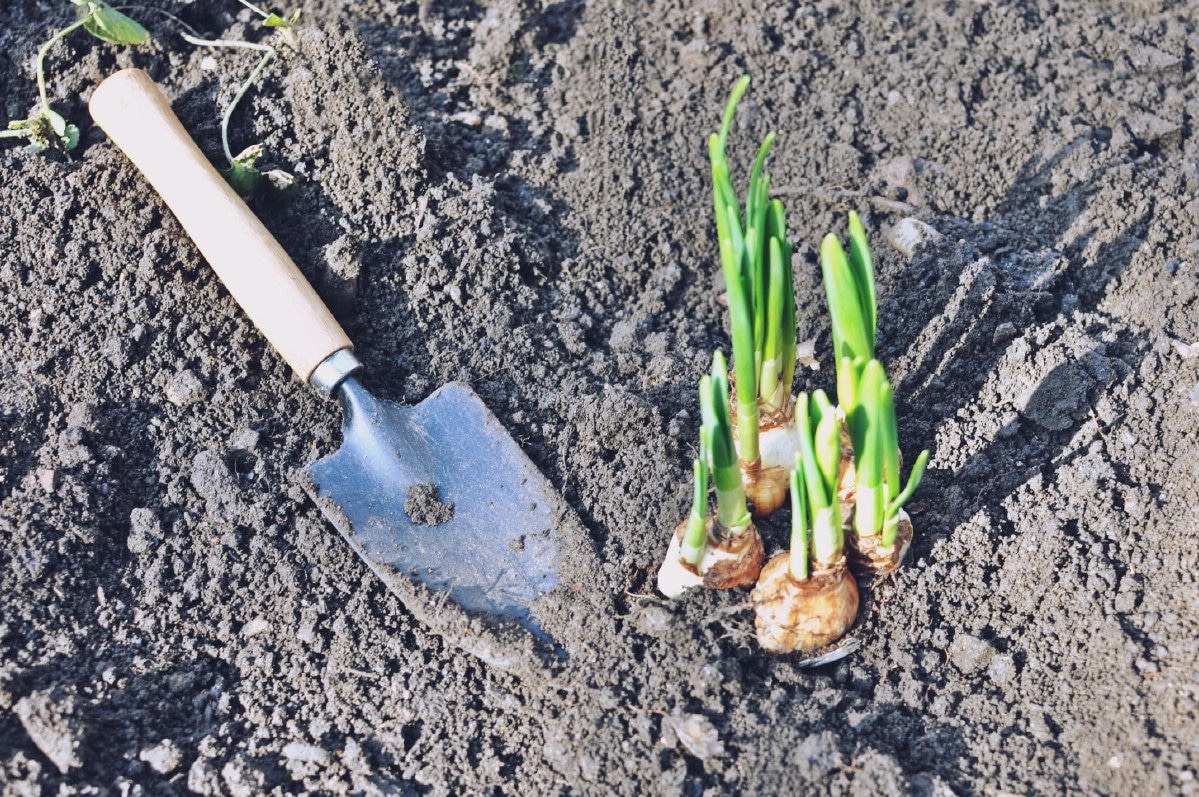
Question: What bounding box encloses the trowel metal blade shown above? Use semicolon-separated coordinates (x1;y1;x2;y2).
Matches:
305;377;561;639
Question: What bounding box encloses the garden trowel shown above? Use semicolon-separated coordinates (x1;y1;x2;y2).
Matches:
90;69;578;669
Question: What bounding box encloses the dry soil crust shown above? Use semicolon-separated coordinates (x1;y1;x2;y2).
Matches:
1;1;1197;795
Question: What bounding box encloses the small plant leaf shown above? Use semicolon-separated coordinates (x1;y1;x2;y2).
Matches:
263;13;287;28
225;141;299;197
44;109;67;138
62;123;81;150
83;1;151;46
890;449;930;514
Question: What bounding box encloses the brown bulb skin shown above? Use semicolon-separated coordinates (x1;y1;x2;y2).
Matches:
752;554;859;653
657;518;764;598
701;520;765;590
742;460;789;518
848;511;914;575
732;396;796;518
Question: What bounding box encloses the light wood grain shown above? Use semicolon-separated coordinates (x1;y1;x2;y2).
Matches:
89;68;352;383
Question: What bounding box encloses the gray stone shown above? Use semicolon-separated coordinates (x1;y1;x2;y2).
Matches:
139;739;183;774
949;633;997;674
165;369;208;407
887;217;942;259
321;234;362;313
13;688;82;774
989;654;1017;685
281;741;329;766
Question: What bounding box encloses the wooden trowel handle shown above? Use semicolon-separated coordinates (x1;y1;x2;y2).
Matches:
89;68;352;384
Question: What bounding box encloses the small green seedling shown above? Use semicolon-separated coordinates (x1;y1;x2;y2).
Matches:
820;211;877;418
751;389;859;654
1;1;149;154
657;351;763;598
789;390;843;580
699;352;752;534
182;0;301;198
851;359;929;548
709;75;798;516
678;428;710;567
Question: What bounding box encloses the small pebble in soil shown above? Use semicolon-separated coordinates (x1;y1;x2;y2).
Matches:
404;484;454;526
887;217;942;259
166;369;208;407
139;739;183;774
949;633;996;674
13;688;82;775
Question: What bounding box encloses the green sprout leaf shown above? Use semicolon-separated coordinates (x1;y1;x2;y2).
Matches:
849;358;930;546
680;428;711;566
81;1;151;46
700;352;751;532
822;212;879;415
263;9;302;28
791;390;843;578
709;75;799;467
61;122;81;150
789;460;810;581
221;144;299;199
852;360;887;540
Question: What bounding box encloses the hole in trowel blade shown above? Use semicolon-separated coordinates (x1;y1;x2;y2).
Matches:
403;483;455;526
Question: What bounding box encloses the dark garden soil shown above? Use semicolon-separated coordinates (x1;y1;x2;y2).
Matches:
2;0;1197;794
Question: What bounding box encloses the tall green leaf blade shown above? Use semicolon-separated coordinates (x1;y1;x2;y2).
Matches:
795;394;829;509
789;463;810;580
857;360;886;488
814;412;840;497
878;376;900;500
847;211;876;355
717;75;750;153
821;233;871;363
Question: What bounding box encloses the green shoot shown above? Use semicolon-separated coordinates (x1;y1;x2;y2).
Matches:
1;1;148;154
699;352;751;532
821;211;877;411
791;390;843;579
852;359;929;546
679;428;710;566
182;1;301;198
709;76;798;465
788;467;809;581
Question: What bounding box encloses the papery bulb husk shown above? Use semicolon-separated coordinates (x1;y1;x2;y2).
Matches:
848;509;914;575
656;518;764;597
702;519;765;590
741;458;789;518
735;402;797;518
836;452;857;517
656;520;704;599
751;554;859;654
835;412;857;513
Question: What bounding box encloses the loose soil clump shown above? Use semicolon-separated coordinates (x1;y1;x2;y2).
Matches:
1;1;1196;794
